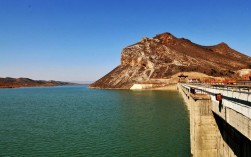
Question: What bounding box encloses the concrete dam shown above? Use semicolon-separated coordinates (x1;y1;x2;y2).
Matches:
178;83;251;157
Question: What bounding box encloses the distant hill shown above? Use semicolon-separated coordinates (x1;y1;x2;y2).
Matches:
0;77;75;88
90;32;251;89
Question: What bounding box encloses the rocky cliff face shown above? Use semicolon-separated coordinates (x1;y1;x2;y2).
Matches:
89;32;251;89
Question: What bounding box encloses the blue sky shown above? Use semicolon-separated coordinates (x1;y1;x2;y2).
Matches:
0;0;250;81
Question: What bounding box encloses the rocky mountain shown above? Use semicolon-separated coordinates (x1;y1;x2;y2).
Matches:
0;77;75;88
89;32;251;89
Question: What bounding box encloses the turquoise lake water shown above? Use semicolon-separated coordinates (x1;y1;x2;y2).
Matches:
0;85;190;156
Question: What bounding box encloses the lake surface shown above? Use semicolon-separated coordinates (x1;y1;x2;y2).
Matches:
0;85;190;156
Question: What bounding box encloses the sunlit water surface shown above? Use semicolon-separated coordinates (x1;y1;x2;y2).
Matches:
0;85;190;156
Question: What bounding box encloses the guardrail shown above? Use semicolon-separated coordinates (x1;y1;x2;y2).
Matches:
186;83;251;94
180;83;251;119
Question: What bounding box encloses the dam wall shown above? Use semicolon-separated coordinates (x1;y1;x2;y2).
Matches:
178;84;251;157
178;84;218;156
211;100;251;156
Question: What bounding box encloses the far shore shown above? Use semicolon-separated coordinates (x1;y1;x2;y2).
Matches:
146;84;177;90
0;84;83;89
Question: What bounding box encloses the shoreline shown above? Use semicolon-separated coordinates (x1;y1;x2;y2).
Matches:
146;84;177;90
89;84;178;91
0;84;82;89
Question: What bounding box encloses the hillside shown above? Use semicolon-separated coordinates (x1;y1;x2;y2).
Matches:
0;77;74;88
89;32;251;89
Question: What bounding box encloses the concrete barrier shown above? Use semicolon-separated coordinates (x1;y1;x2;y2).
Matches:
178;83;251;157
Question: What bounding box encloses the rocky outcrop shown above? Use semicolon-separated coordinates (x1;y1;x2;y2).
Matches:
0;77;74;88
89;32;251;89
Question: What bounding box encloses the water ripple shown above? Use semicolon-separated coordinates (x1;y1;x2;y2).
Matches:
0;86;190;156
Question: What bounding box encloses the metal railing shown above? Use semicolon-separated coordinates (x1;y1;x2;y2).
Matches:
180;83;251;119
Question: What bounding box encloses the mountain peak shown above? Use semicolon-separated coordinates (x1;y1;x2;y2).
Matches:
90;32;251;89
154;32;177;45
217;42;229;48
155;32;175;38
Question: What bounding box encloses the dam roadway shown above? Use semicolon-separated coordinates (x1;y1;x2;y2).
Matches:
178;83;251;157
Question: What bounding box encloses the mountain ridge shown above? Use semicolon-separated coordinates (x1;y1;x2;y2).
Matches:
90;32;251;89
0;77;76;88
